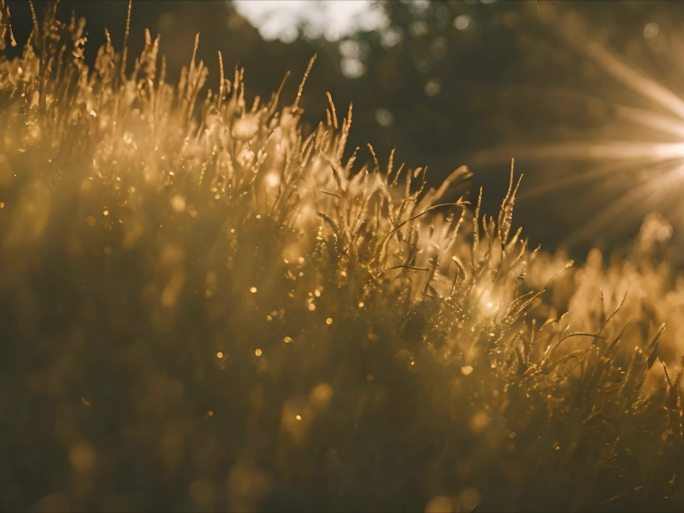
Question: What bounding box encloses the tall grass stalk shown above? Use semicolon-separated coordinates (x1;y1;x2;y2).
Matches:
0;3;683;511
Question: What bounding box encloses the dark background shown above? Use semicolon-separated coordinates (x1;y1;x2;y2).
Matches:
6;0;684;258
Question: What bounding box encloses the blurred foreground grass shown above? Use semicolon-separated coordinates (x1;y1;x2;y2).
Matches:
1;3;684;512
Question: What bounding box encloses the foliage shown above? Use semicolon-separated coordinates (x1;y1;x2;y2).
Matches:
0;4;683;511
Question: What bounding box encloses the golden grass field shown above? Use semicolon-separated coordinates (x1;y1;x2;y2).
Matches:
1;2;683;511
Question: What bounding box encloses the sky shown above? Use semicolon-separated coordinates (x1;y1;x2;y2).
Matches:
233;0;388;42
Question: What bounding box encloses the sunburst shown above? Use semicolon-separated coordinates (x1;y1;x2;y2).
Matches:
474;6;684;247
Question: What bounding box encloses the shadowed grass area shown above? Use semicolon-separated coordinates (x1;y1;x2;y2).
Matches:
0;2;683;511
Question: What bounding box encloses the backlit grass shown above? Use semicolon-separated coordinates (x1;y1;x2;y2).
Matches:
1;3;683;511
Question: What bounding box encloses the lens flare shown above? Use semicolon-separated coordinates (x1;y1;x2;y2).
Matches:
475;7;684;246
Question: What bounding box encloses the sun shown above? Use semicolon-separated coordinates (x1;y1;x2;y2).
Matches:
474;5;684;247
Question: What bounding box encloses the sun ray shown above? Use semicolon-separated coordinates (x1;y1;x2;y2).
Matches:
521;159;651;200
550;7;684;120
612;104;684;139
477;6;684;247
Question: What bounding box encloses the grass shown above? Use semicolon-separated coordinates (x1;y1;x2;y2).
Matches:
1;2;683;511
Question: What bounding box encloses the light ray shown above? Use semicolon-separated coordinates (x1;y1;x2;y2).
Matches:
478;6;684;247
521;159;651;200
612;104;684;139
551;8;684;120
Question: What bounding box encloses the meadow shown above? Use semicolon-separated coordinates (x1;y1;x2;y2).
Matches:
1;2;683;511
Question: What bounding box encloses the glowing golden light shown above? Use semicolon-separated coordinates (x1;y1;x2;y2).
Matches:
470;411;490;434
254;348;263;357
477;288;500;317
425;496;453;513
69;441;96;472
264;172;281;189
170;194;186;213
216;351;224;359
473;9;684;244
310;383;333;409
